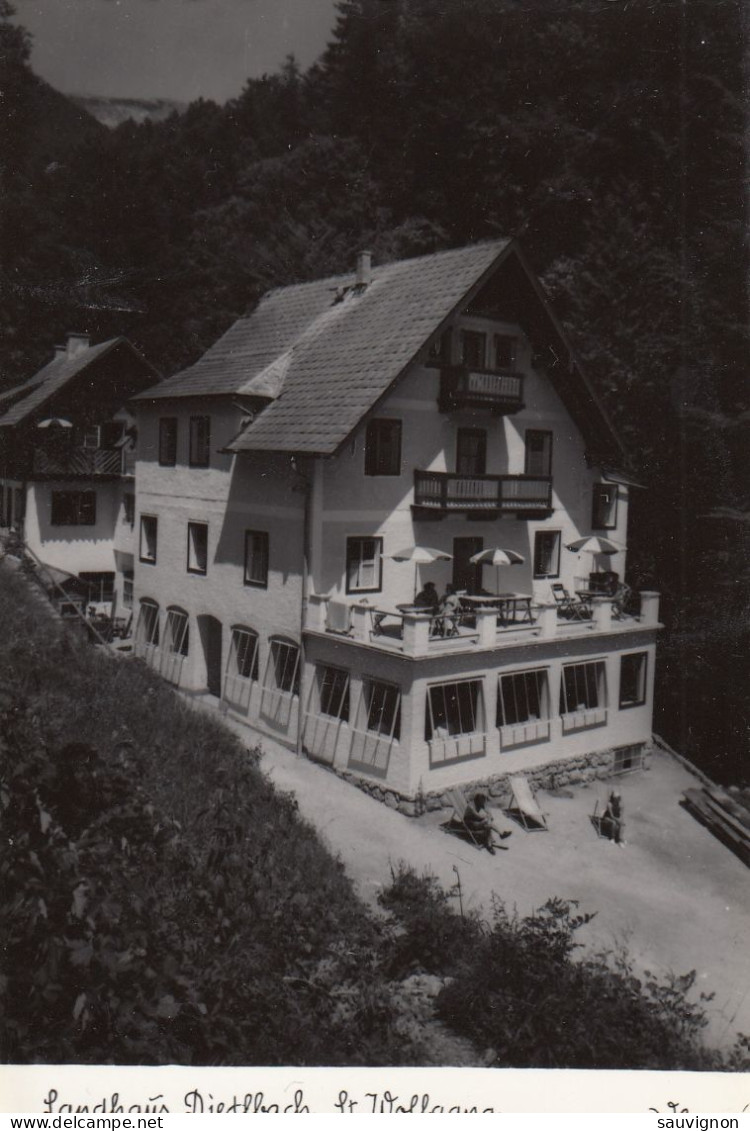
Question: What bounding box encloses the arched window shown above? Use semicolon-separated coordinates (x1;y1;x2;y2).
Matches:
260;636;301;727
164;607;189;656
135;599;159;647
223;625;260;711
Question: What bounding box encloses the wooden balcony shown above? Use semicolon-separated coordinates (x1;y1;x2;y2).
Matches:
439;366;524;414
413;470;552;517
32;447;129;479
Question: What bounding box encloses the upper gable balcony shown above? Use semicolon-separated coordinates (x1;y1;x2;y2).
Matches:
413;470;553;519
437;365;524;415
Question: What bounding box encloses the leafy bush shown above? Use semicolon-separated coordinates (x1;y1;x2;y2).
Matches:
379;868;750;1072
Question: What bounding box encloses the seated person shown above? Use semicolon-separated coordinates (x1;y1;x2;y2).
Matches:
434;583;461;636
601;790;626;846
463;792;511;855
414;581;440;612
439;583;461;616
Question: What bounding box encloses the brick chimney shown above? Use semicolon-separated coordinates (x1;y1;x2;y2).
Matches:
66;333;90;359
355;250;372;288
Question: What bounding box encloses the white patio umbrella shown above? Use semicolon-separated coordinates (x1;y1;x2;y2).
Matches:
390;545;452;598
37;417;73;429
469;547;525;595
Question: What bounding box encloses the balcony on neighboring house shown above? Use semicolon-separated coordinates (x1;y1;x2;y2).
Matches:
438;366;524;415
413;470;553;518
32;446;131;479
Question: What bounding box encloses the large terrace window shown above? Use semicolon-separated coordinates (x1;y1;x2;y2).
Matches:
497;668;550;749
559;660;607;732
426;679;486;766
135;599;160;649
348;678;401;778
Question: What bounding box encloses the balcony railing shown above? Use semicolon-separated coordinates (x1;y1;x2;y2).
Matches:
32;447;128;478
413;470;553;515
439;366;524;414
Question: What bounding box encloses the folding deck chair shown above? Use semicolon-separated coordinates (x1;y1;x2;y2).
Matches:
441;788;510;850
442;787;484;847
504;774;548;831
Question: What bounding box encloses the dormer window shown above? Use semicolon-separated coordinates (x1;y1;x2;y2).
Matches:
493;334;517;371
461;330;486;369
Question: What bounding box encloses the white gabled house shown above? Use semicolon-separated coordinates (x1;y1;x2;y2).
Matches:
131;240;660;811
0;333;159;615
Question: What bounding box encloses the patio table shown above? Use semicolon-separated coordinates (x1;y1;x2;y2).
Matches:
462;592;534;627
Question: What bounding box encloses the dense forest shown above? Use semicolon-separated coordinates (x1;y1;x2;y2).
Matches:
1;0;747;781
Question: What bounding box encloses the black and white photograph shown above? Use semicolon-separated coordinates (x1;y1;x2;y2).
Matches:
1;0;748;1109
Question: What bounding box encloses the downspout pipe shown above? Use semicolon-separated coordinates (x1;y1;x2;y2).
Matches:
291;456;312;758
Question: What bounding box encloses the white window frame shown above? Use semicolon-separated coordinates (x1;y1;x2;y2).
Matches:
533;529;561;578
348;678;401;777
560;660;608;732
223;626;259;710
187;521;208;575
260;637;301;726
426;678;486;766
345;536;383;594
592;483;618;530
619;651;647;709
122;570;134;609
139;514;157;564
497;668;550;749
135;599;160;649
244;530;269;588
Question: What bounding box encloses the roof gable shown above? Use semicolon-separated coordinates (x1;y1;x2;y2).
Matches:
0;338;158;429
134;239;623;463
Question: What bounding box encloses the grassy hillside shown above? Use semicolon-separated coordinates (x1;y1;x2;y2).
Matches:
2;566;747;1069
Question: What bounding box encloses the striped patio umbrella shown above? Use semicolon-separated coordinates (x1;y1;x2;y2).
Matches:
390;545;452;597
469;547;525;595
566;536;622;555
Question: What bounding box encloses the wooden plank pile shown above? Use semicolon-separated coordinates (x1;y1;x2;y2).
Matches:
682;784;750;868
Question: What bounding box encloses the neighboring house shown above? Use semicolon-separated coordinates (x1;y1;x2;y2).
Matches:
0;333;159;615
132;240;660;809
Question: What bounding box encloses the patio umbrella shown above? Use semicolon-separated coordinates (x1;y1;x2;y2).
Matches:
37;417;73;429
469;547;524;595
566;536;622;555
390;545;452;598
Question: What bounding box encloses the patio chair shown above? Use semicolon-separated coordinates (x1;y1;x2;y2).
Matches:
551;583;591;621
504;774;548;831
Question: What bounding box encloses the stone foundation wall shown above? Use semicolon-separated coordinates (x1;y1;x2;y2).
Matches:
327;741;652;817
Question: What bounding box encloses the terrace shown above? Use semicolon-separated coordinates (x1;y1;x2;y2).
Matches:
305;591;661;658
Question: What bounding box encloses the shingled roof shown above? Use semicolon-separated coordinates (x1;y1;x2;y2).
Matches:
0;338;127;429
135;239;623;461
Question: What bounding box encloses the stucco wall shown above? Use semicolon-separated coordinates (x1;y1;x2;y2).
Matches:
24;479;121;574
303;627;657;799
134;398;306;743
314;318;628;608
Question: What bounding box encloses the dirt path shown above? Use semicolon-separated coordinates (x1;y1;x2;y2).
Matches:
199;700;750;1053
